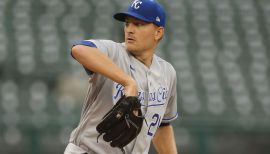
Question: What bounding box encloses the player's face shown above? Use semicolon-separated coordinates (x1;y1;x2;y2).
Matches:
124;17;163;54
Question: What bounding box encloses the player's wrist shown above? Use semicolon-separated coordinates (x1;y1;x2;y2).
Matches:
122;77;138;96
122;76;136;86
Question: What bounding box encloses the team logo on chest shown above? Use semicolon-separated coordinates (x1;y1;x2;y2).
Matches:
113;83;125;100
113;83;169;105
148;87;168;103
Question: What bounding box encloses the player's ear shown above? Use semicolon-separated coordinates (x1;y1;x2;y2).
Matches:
154;27;164;41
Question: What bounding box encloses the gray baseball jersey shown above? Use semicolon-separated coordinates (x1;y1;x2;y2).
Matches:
64;39;178;154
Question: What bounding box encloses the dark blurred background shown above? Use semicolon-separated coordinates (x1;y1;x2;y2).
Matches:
0;0;270;153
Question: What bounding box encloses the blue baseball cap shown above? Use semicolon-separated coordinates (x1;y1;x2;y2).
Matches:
114;0;166;27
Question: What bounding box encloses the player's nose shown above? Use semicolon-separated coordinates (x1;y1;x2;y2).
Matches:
125;23;136;33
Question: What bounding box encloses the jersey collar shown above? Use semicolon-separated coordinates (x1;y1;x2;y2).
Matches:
149;55;161;77
122;42;161;77
129;53;161;78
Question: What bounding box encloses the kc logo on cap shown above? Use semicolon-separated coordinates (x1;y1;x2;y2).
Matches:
114;0;166;27
131;0;143;9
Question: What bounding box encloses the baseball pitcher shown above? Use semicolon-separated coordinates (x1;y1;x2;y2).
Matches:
64;0;179;153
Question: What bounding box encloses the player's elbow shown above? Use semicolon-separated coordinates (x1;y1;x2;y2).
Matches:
71;45;84;59
71;45;98;60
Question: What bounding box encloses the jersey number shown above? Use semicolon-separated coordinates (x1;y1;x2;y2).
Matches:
147;113;161;136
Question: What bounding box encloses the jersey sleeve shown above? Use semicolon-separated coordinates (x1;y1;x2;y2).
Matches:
71;39;120;76
162;67;178;123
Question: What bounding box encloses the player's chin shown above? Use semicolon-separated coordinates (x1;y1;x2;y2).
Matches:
126;41;135;46
126;44;138;52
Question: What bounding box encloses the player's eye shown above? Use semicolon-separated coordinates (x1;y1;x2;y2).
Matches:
125;22;130;27
137;23;144;27
134;22;144;27
124;21;145;28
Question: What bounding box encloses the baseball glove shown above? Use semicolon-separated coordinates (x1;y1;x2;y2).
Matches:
96;95;144;152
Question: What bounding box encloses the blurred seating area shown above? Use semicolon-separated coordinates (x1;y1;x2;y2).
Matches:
0;0;269;153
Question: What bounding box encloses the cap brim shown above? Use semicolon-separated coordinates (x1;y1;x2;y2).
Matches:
114;12;152;23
